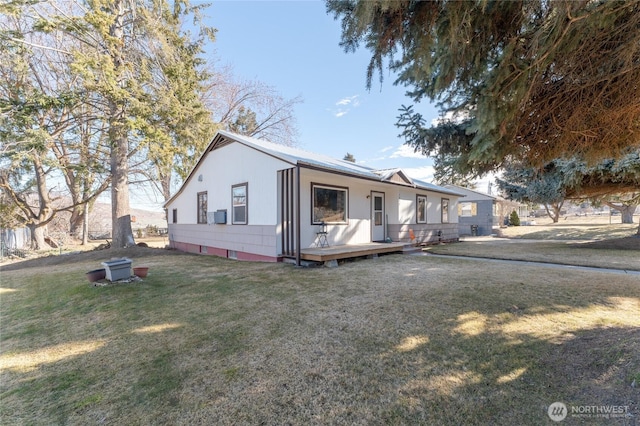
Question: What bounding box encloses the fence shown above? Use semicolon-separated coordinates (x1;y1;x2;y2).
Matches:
1;227;30;261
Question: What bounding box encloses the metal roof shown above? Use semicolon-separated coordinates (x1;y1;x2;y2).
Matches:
216;130;463;196
165;131;463;207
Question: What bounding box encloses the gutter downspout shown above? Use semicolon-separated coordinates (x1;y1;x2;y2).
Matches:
296;164;301;267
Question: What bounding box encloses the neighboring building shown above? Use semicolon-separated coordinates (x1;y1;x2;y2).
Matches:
165;131;463;264
445;185;529;236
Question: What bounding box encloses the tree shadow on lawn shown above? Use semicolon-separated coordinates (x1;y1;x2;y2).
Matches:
572;236;640;250
335;278;640;425
373;325;639;425
1;256;639;425
510;224;638;242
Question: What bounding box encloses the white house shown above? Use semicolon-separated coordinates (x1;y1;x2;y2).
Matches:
164;131;463;265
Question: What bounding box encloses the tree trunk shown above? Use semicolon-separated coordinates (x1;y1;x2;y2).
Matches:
620;204;636;224
69;204;84;238
110;128;135;248
28;223;48;250
108;0;134;249
161;172;172;204
544;203;561;223
82;202;89;245
605;202;637;224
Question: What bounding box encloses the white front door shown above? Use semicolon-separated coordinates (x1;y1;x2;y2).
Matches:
371;191;385;242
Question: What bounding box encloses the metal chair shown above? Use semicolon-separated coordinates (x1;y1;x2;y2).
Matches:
314;222;329;248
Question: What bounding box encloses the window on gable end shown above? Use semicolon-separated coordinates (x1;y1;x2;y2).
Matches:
232;183;248;224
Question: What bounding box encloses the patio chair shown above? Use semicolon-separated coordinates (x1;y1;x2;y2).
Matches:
314;222;329;248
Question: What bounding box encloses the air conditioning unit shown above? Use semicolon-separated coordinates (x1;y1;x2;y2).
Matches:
213;209;227;224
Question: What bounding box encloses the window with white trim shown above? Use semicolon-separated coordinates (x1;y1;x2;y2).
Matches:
312;184;348;224
232;183;248;224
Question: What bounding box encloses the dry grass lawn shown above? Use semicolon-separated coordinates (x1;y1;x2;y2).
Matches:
1;246;639;425
427;216;640;271
499;215;639;240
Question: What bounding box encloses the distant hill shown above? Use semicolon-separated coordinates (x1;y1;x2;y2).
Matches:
89;203;167;235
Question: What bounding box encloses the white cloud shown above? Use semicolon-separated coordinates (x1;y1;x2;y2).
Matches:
390;144;427;159
332;95;360;118
379;145;394;153
431;109;471;126
336;95;359;106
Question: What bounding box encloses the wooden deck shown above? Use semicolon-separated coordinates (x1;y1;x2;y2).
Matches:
300;241;409;262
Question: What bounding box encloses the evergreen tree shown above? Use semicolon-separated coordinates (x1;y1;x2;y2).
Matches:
498;153;640;233
343;153;356;163
328;0;640;172
497;161;566;223
0;13;89;248
1;1;216;248
228;106;259;136
509;210;520;227
433;153;475;187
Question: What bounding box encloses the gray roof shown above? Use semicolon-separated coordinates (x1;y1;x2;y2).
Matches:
165;131;463;206
444;184;496;200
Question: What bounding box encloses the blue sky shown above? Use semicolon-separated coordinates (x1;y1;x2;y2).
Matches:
130;0;495;210
204;0;440;182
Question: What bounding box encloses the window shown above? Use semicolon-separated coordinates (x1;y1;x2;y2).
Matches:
172;208;177;224
312;184;348;224
373;195;383;226
416;195;427;223
458;202;477;217
197;192;207;224
441;198;449;223
232;183;248;224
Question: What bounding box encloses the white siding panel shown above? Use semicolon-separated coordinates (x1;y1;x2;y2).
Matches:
167;142;291;226
298;168;462;246
398;191;414;224
169;224;278;257
300;169;373;247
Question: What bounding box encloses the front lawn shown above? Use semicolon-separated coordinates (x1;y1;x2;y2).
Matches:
426;239;640;271
1;247;639;425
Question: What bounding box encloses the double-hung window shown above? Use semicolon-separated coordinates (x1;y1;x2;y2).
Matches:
232;183;248;224
312;184;348;224
197;192;207;224
416;195;427;223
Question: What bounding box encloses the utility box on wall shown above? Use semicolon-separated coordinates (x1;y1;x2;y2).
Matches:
207;210;227;225
213;209;227;224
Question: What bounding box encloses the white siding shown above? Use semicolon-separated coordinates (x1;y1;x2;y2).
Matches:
166;142;292;259
167;140;460;257
299;168;461;248
167;142;292;225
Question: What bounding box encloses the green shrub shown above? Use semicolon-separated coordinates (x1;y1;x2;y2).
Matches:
510;210;521;226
